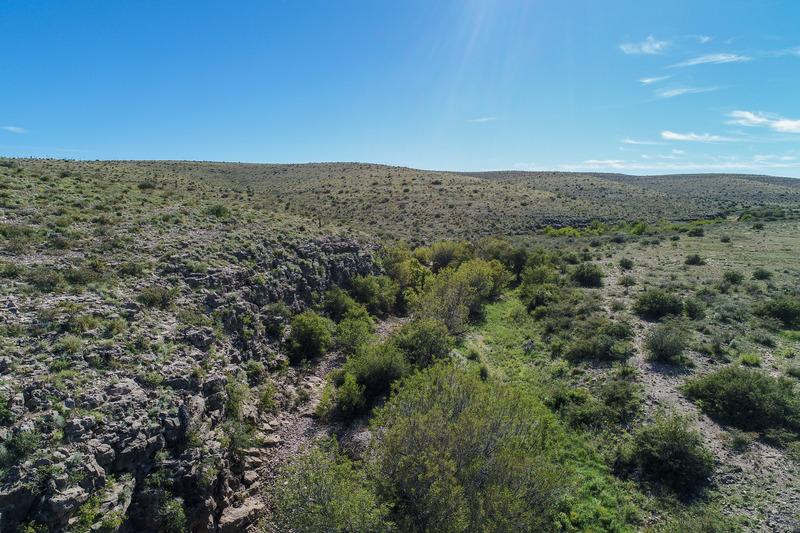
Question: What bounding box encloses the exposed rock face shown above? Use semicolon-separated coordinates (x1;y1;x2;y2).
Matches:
0;236;380;532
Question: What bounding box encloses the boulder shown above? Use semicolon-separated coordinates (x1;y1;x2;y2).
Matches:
183;326;216;349
217;498;264;533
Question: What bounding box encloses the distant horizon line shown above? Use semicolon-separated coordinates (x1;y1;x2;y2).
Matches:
2;155;795;180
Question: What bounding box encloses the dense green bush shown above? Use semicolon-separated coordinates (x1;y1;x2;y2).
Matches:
684;297;706;320
336;314;375;354
616;413;714;494
427;240;474;272
682;366;800;438
619;257;633;270
633;288;683;320
204;204;231;218
687;227;704;237
414;268;475;333
564;333;633;362
270;437;392;532
520;282;562;312
684;254;705;266
372;363;564;532
349;274;399;318
571;263;604;287
343;342;411;402
645;321;690;363
389;317;452;368
0;430;42;466
722;270;744;285
288;310;332;363
336;373;366;415
752;268;772;280
322;286;366;323
754;297;800;328
137;285;179;309
24;266;64;292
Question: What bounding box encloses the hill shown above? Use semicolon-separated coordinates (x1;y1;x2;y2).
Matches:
14;160;800;244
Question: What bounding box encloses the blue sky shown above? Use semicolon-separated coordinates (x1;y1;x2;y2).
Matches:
2;1;799;176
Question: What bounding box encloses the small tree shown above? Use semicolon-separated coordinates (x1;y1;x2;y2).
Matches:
288;310;332;364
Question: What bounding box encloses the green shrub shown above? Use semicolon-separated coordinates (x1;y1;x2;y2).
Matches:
571;263;604;287
682;366;800;437
137;285;179;309
270;437;392;532
722;270;744;285
0;395;15;426
24;266;64;292
616;413;714;494
427;240;474;272
225;377;248;420
520;282;562;311
633;288;683;320
752;268;772;281
322;286;366;323
205;204;231;218
257;382;277;413
0;430;42;466
565;334;633;362
336;373;366;415
372;363;564;532
684;254;705;266
687;227;704;237
645;321;690;363
619;257;633;270
343;342;410;401
336;315;375;354
754;297;800;327
288;310;332;363
684;298;706;320
720;234;731;243
349;274;399;318
389;317;452;368
600;379;642;423
739;353;761;366
244;359;265;383
156;497;187;533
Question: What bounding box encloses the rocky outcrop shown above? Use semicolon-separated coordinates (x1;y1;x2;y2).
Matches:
0;235;379;532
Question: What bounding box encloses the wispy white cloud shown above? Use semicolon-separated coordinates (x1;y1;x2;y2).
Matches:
640;76;670;84
767;46;800;57
1;126;27;133
661;131;735;142
698;35;712;44
656;86;720;98
620;36;670;55
670;53;751;67
727;110;800;133
585;159;624;165
469;117;497;123
562;156;800;173
621;138;663;145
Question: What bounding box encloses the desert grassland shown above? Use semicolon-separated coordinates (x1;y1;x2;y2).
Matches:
455;219;800;531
